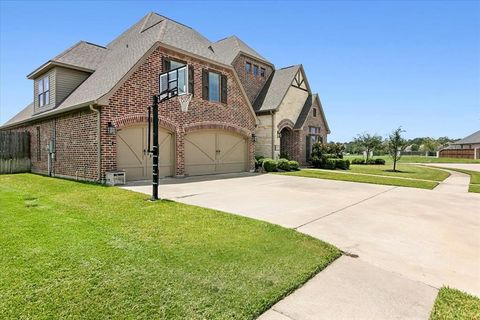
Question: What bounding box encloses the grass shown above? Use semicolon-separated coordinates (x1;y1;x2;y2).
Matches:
430;287;480;320
349;164;449;181
344;155;480;164
278;169;439;189
0;174;340;319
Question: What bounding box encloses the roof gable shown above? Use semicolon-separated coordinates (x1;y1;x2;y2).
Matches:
452;130;480;145
293;94;330;133
212;35;270;65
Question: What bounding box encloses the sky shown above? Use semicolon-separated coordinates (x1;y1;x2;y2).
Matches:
0;0;479;142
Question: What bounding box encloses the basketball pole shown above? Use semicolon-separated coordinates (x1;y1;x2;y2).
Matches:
151;94;159;201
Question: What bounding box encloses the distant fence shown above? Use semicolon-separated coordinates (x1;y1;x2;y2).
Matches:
401;151;437;157
0;131;31;174
439;149;475;159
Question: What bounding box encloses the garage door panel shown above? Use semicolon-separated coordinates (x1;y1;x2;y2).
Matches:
117;124;174;181
185;130;247;176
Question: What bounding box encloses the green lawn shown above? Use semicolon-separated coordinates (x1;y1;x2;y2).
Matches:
349;164;449;181
0;174;340;319
279;169;439;189
344;155;480;164
430;287;480;320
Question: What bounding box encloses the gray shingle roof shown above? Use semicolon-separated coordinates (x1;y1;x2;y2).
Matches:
52;41;109;71
212;36;269;65
3;102;34;126
451;130;480;145
293;93;330;133
253;65;300;112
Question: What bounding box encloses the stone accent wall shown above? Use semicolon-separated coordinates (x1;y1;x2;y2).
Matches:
232;54;273;104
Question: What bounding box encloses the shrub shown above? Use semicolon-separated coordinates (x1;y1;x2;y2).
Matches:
279;153;290;160
322;158;336;170
257;157;266;167
263;159;278;172
374;158;386;165
366;159;377;165
311;156;322;168
335;159;350;170
288;160;300;171
351;158;365;165
277;158;290;171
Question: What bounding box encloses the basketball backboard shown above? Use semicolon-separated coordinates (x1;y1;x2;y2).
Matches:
159;65;189;102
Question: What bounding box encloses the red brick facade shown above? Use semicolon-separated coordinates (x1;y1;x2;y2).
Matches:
4;46;257;181
232;54;273;104
9;109;99;180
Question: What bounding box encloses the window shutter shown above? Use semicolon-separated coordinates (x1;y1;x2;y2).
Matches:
188;65;194;96
163;58;170;71
220;74;227;104
202;69;209;100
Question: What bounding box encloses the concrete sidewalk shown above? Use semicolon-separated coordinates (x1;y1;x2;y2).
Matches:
121;173;480;319
430;168;470;193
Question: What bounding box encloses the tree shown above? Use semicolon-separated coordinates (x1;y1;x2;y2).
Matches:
411;143;420;152
421;138;439;153
387;127;407;172
353;132;383;162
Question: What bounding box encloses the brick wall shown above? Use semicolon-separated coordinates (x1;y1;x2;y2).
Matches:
232;54;273;104
103;46;256;177
294;100;329;165
8;109;99;180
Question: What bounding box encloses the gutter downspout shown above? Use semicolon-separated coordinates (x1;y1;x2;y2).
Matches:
271;110;275;159
89;104;101;182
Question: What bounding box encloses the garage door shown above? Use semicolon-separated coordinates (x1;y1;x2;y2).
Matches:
117;124;174;181
185;130;247;176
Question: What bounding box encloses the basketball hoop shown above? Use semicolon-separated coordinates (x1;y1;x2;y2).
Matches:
178;93;192;112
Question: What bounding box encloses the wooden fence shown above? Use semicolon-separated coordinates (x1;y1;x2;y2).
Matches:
0;131;31;174
439;148;475;159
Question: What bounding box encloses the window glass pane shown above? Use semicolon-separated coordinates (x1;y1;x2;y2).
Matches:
208;72;220;102
260;68;265;77
45;91;49;105
177;67;186;94
253;65;258;75
38;80;43;93
170;60;185;70
39;93;44;107
44;76;49;91
245;62;251;73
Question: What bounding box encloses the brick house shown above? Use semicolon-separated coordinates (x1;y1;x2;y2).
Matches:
1;12;330;182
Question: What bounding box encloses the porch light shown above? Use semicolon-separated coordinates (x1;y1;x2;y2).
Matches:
107;122;116;135
277;131;282;138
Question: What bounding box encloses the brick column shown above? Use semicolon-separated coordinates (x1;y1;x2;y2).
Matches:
175;129;185;177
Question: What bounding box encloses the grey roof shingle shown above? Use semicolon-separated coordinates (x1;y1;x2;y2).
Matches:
212;36;269;65
293;93;330;133
253;65;300;112
52;41;109;71
451;130;480;145
3;102;34;126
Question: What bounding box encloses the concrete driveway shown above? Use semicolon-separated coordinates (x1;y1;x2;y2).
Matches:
122;173;480;319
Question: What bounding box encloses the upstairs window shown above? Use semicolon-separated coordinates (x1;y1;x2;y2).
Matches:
208;72;220;102
313;108;317;117
253;65;259;75
245;62;252;73
202;69;227;104
38;76;50;107
260;67;266;77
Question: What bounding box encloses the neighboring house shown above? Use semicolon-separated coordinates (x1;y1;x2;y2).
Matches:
440;130;480;159
1;12;329;182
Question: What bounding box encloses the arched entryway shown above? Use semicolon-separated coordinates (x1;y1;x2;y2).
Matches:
280;127;294;159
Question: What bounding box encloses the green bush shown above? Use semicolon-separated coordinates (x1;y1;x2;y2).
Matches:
279;153;290;160
256;157;266;168
323;159;336;170
374;158;386;165
263;159;278;172
335;159;350;170
277;158;290;171
351;158;365;165
366;159;377;165
288;160;300;171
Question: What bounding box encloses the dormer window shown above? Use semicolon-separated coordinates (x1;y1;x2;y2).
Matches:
38;76;50;107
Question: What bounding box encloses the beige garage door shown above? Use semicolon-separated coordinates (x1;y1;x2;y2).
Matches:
185;130;248;176
117;124;174;181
